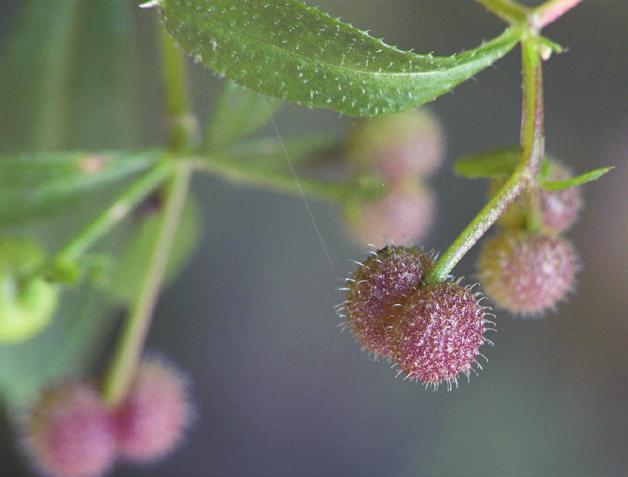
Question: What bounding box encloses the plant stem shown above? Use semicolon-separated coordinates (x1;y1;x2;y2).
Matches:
427;37;544;283
532;0;584;29
196;154;349;201
53;162;172;265
474;0;529;24
101;164;191;407
159;25;195;151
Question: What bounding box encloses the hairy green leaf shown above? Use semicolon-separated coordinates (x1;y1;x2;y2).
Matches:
206;80;282;150
157;0;521;116
454;148;521;178
0;151;158;225
541;166;613;191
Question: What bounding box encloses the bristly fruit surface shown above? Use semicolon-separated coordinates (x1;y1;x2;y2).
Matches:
477;231;578;315
113;357;192;463
20;382;115;477
390;282;489;388
342;246;433;359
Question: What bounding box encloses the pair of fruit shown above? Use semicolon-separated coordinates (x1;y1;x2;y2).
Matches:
20;358;191;477
342;246;489;388
345;110;443;248
478;161;580;315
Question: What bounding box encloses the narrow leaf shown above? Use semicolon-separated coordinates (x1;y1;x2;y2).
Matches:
206;80;282;150
0;151;158;224
454;148;521;178
158;0;521;116
541;166;613;191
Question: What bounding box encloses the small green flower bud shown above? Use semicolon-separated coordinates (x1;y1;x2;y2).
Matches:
0;239;58;342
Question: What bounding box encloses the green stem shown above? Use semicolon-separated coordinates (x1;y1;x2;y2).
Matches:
427;37;544;283
474;0;529;24
532;0;584;29
52;161;172;265
196;155;348;201
101;164;191;407
159;25;194;151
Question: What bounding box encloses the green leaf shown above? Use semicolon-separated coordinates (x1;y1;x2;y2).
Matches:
205;80;282;150
0;151;158;225
104;195;202;304
454;148;521;178
541;166;613;191
158;0;521;116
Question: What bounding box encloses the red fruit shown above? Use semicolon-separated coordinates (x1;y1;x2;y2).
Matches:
347;109;445;181
477;231;578;315
113;358;191;462
342;246;433;359
20;382;115;477
390;282;489;388
347;182;434;248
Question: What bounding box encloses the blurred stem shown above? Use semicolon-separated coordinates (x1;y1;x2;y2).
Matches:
159;25;195;152
474;0;528;24
532;0;584;29
102;163;192;407
51;161;172;267
427;37;544;283
195;154;349;201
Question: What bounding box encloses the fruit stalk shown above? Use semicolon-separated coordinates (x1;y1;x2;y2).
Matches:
427;37;544;283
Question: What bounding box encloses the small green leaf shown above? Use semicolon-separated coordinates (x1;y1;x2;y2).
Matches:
0;151;158;225
205;80;282;150
158;0;521;116
541;166;613;191
104;195;202;304
454;148;521;178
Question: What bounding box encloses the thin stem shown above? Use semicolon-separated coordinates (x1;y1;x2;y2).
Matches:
474;0;529;24
427;38;544;283
159;25;195;151
195;155;349;201
52;162;172;265
101;164;191;407
533;0;584;29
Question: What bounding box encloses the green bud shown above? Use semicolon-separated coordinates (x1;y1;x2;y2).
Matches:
0;239;58;343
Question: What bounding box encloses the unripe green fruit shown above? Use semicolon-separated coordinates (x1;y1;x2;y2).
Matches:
345;182;435;248
492;161;582;234
477;230;578;315
347;109;444;182
0;240;58;342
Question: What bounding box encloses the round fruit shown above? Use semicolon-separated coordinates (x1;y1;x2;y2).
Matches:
347;109;445;181
346;182;434;248
477;231;578;315
20;382;115;477
390;282;488;388
113;358;191;462
343;246;433;359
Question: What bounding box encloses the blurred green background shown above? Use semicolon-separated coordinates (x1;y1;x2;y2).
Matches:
0;0;626;476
